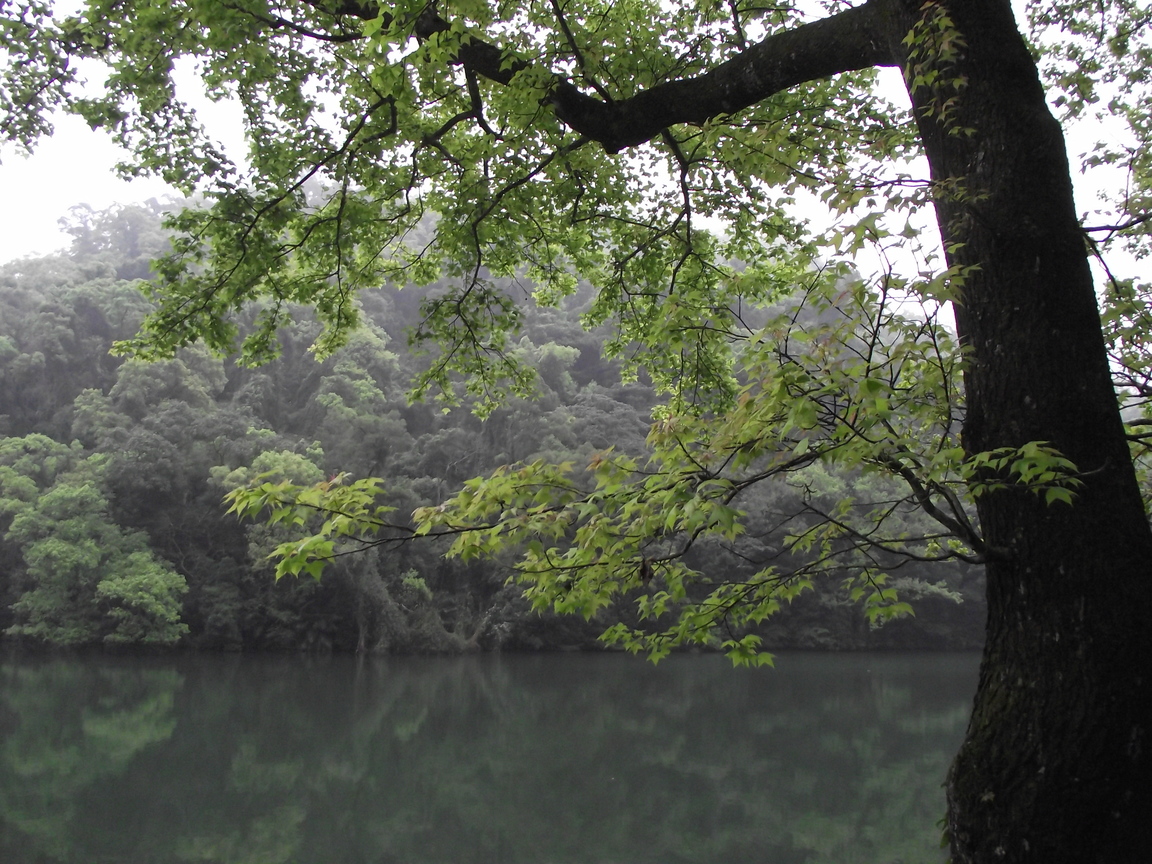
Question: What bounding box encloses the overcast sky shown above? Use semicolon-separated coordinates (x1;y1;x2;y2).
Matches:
0;114;175;261
0;55;247;264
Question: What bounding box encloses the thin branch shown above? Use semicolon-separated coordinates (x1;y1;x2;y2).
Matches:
728;0;748;50
464;67;500;137
878;455;989;557
801;502;984;565
221;2;365;42
1083;212;1152;238
549;0;614;102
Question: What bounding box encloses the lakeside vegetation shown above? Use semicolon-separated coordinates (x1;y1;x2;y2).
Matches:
0;204;983;653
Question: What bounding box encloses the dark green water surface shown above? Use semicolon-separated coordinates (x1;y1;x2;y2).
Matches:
0;651;979;864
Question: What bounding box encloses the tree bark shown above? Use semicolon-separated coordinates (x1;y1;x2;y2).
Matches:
406;0;1152;857
878;1;1152;860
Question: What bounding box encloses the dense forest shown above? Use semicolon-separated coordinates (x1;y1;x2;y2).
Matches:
0;203;983;653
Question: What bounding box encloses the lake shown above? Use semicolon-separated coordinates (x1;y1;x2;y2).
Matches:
0;651;979;864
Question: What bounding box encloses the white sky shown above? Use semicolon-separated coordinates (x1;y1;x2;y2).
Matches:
0;114;174;260
0;53;252;263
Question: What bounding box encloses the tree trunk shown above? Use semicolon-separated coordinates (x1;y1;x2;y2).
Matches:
884;1;1152;859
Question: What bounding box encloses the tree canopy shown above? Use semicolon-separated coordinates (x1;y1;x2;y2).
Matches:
5;0;1152;861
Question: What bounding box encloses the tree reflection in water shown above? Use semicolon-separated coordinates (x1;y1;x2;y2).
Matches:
0;652;977;863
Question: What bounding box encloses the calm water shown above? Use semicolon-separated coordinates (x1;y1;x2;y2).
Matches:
0;651;979;864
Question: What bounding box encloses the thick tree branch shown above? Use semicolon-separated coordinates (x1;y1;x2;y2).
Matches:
413;7;528;85
548;0;897;152
354;1;896;153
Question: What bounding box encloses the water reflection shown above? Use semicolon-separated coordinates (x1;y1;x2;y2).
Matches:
0;652;977;864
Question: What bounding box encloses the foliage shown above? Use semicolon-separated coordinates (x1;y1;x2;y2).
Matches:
0;445;188;645
0;204;984;652
220;453;389;581
223;264;987;661
411;269;979;661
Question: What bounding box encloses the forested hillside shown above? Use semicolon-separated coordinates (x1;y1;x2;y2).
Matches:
0;204;982;652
